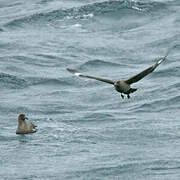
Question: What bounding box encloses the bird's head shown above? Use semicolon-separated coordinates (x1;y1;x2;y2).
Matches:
114;80;121;86
18;114;28;121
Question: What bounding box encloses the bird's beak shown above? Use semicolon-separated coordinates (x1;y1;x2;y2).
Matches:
23;117;28;120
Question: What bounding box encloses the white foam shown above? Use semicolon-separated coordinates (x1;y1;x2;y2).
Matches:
72;24;82;28
132;6;143;11
83;13;94;18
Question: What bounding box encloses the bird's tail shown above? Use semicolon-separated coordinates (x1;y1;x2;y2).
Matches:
127;88;137;94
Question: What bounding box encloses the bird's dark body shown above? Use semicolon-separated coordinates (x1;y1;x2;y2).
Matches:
114;81;130;94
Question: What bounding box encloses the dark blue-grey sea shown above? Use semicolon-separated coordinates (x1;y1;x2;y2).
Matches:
0;0;180;179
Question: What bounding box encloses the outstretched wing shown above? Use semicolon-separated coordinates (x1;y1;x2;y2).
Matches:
125;57;165;85
67;68;115;85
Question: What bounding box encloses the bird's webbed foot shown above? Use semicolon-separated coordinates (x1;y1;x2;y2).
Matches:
121;94;124;99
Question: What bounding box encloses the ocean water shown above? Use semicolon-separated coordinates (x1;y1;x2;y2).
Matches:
0;0;180;179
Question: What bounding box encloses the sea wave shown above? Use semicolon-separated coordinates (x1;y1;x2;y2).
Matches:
130;94;180;113
0;73;27;89
4;0;169;29
66;159;180;179
79;59;129;70
26;77;74;87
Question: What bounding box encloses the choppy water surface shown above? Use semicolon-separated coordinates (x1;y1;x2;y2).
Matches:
0;0;180;179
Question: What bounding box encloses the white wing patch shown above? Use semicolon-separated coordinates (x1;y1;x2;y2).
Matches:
157;58;165;65
74;72;81;77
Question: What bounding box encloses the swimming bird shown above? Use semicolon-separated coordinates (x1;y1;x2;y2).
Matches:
16;114;37;134
67;56;166;99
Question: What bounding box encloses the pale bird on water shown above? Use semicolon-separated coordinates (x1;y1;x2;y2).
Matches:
16;114;37;134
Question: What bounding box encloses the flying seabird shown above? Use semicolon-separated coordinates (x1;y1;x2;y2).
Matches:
67;56;167;99
16;114;37;134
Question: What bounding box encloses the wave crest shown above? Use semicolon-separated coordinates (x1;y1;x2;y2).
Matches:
4;0;168;29
0;73;27;89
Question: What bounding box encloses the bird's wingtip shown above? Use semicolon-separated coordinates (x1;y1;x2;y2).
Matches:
67;68;81;77
157;47;172;65
66;68;73;72
157;57;165;65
